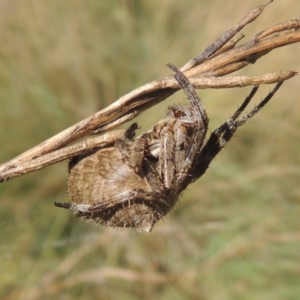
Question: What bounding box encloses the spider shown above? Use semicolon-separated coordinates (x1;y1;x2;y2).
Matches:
55;64;282;232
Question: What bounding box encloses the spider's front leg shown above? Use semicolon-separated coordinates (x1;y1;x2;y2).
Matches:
152;105;201;189
55;189;158;212
194;82;283;179
165;64;209;188
67;189;163;232
116;122;151;175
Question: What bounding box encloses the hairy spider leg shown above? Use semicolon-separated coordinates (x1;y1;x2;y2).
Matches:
230;85;259;120
152;64;209;189
166;64;210;188
70;189;162;212
117;131;149;176
158;122;176;188
167;63;208;127
70;189;169;232
234;82;282;127
115;122;139;163
194;82;283;180
54;201;71;209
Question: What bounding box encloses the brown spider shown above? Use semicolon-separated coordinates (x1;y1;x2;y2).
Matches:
55;64;282;232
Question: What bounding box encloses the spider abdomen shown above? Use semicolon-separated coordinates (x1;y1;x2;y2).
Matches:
68;147;167;231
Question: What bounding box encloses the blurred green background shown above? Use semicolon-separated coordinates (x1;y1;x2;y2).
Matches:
0;1;300;299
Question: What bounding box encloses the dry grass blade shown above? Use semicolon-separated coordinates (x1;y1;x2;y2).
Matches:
0;1;299;183
180;0;274;71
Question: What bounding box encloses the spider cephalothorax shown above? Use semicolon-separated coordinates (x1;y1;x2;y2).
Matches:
55;64;282;232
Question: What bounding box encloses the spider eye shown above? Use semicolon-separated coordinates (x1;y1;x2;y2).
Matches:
174;109;186;118
173;110;181;117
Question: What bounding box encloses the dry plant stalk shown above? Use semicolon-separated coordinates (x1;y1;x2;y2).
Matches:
0;0;299;183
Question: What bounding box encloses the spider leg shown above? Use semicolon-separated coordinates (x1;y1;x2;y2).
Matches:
128;133;149;175
115;122;139;162
56;189;168;232
167;63;208;127
230;85;259;121
116;123;150;175
157;117;201;189
157;122;176;188
55;189;164;214
54;201;71;209
194;82;283;179
166;64;209;187
234;82;282;127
